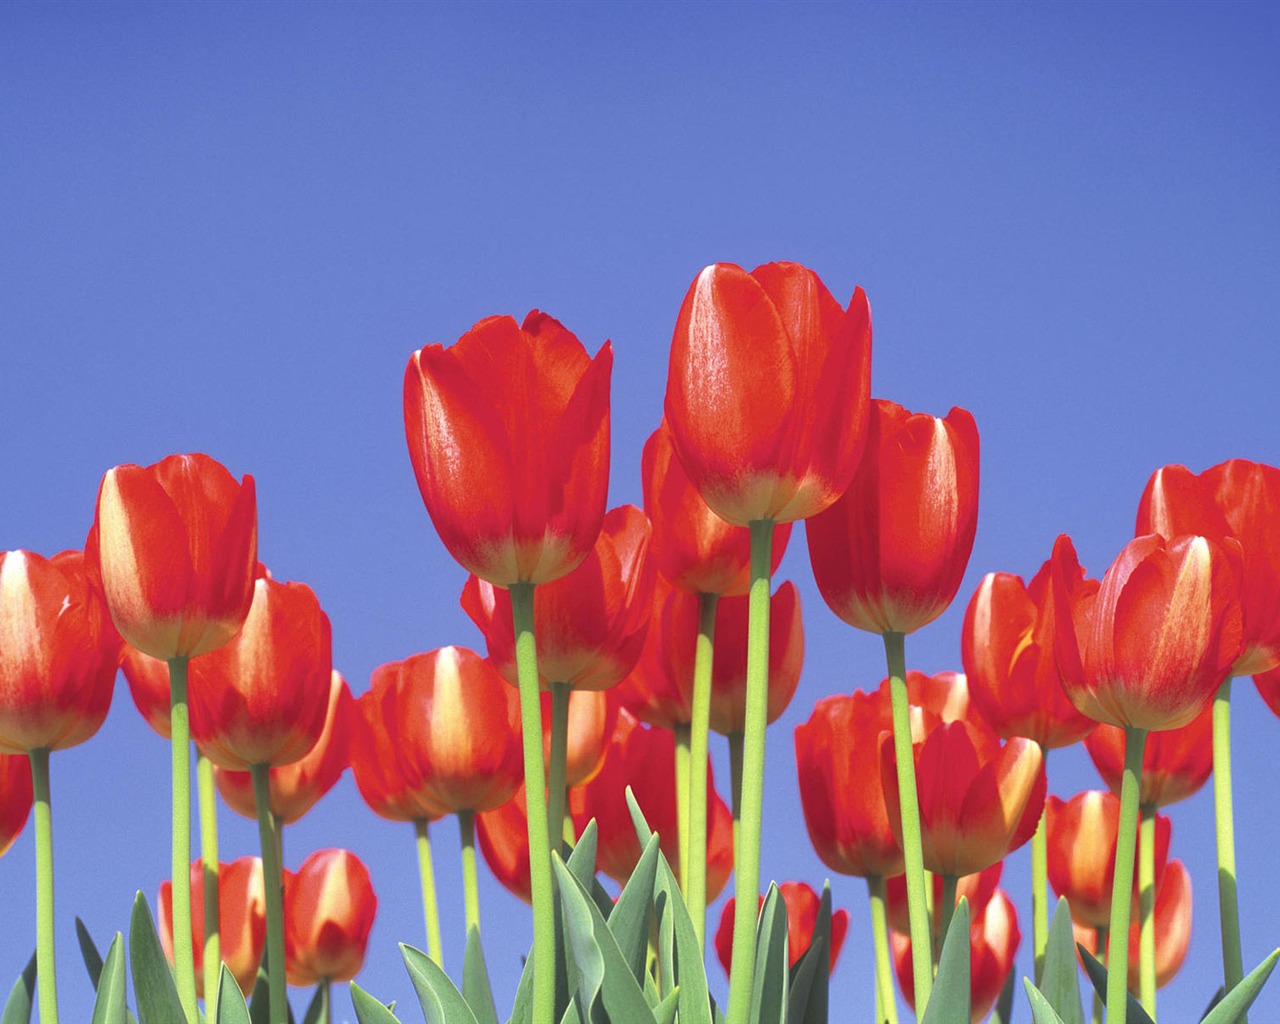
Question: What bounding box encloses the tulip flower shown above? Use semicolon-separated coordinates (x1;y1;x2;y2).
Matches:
1085;701;1213;810
885;861;1004;937
714;882;849;976
876;669;980;727
159;857;266;998
0;752;33;859
1257;664;1280;717
120;644;174;738
476;784;536;904
284;848;377;986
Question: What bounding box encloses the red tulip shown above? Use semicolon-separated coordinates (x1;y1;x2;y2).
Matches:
284;848;377;985
544;688;617;789
215;671;353;824
476;784;536;904
885;861;1004;937
1137;460;1280;675
460;505;655;691
663;261;871;526
1056;534;1243;731
0;752;33;858
89;453;257;661
1256;664;1280;718
404;311;612;587
714;882;849;976
120;644;173;738
877;669;982;727
0;549;119;753
1045;791;1170;928
350;666;445;823
806;400;980;636
1085;700;1213;809
187;576;332;771
641;419;792;595
159;857;265;998
962;536;1099;748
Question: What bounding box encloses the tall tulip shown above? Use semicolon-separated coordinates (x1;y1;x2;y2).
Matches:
284;849;377;987
714;882;849;976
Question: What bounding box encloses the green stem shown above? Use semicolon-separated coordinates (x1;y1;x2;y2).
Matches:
509;582;554;1024
197;753;221;1022
1138;805;1157;1016
937;873;959;965
673;721;691;890
725;518;773;1024
884;630;933;1012
687;591;718;951
1106;727;1147;1024
168;657;199;1024
251;764;287;1024
459;809;481;935
414;818;444;967
547;681;571;857
1092;927;1107;1024
727;730;744;849
29;748;58;1024
1214;677;1245;1006
867;875;898;1024
1032;770;1049;986
317;978;331;1024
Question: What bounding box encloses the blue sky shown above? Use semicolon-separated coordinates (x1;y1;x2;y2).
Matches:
2;2;1279;1021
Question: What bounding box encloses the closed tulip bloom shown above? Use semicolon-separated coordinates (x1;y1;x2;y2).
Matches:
0;549;120;753
120;644;173;738
714;882;850;976
460;505;656;691
188;576;332;771
89;453;257;660
663;261;871;526
284;848;377;985
877;669;981;727
404;311;612;587
641;419;792;595
1045;791;1170;928
476;784;536;904
160;857;265;997
350;667;444;823
962;536;1099;748
885;860;1004;937
1056;534;1243;731
215;671;353;824
807;400;980;636
1085;700;1213;809
1137;460;1280;675
881;716;1045;877
0;752;33;858
542;688;617;789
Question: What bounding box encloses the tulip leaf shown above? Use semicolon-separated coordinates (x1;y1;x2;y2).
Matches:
128;891;186;1024
1076;945;1154;1024
349;982;402;1024
1200;986;1226;1020
921;897;970;1024
300;984;327;1024
507;951;534;1024
76;917;106;988
786;881;832;1024
215;964;253;1024
656;890;676;1001
402;942;480;1024
0;951;36;1024
749;884;790;1024
653;986;680;1024
1038;898;1084;1024
1023;979;1069;1024
1199;948;1280;1024
463;926;500;1024
607;832;660;984
90;933;128;1024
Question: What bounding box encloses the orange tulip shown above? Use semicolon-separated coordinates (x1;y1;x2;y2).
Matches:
159;857;265;997
89;453;257;660
460;505;655;691
215;671;352;824
714;882;849;976
0;549;119;754
663;261;871;526
806;400;980;636
284;848;377;985
0;752;33;858
1085;700;1213;809
188;576;332;771
1137;460;1280;675
404;311;612;587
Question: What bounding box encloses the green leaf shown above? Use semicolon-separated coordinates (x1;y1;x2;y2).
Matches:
1023;979;1069;1024
349;982;402;1024
299;984;326;1024
90;933;128;1024
1;952;36;1024
1076;945;1154;1024
507;951;533;1024
922;897;970;1024
76;918;106;988
216;964;253;1024
463;926;500;1024
1038;898;1084;1024
402;943;481;1024
1200;986;1226;1021
128;892;186;1024
1200;948;1280;1024
653;986;680;1024
786;882;832;1024
749;884;789;1024
607;832;660;984
786;936;823;1024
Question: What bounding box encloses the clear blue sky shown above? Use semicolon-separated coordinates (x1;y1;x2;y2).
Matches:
2;2;1279;1021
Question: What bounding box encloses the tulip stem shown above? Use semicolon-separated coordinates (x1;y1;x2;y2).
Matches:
197;753;222;1023
168;656;200;1024
547;682;571;857
414;818;444;967
937;873;958;963
727;730;744;844
1091;927;1107;1024
1106;727;1147;1024
1138;804;1157;1016
29;748;58;1024
866;875;897;1024
317;978;331;1024
251;763;288;1024
1032;782;1048;985
458;809;481;935
883;630;933;1013
673;722;691;889
687;591;719;950
725;518;773;1024
509;582;555;1024
1213;677;1245;1006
